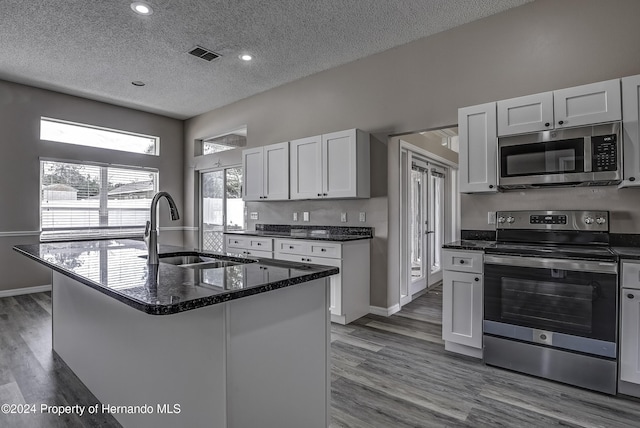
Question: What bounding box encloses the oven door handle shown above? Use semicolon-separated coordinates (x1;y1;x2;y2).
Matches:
484;255;618;274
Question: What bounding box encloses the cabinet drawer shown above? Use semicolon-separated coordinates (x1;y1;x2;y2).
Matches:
442;250;483;274
226;236;249;249
309;242;341;258
227;248;273;259
249;238;273;251
275;239;309;255
225;235;273;251
275;252;341;268
622;261;640;290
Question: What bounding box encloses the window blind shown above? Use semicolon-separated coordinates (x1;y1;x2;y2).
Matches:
40;160;158;241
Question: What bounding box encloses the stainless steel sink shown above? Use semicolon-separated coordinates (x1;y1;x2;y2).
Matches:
156;253;250;269
159;255;214;265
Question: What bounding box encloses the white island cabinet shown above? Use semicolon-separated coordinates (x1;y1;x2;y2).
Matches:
441;249;483;358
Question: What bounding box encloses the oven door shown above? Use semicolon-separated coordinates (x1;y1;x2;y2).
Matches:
484;255;618;358
498;137;589;187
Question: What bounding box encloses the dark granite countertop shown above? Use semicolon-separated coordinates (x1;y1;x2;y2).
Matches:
14;239;339;316
612;247;640;260
224;230;373;242
442;240;497;251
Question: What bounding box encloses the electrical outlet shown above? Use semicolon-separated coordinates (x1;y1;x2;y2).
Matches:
303;212;310;222
293;212;298;221
359;212;366;222
487;211;496;225
340;212;347;222
250;212;259;220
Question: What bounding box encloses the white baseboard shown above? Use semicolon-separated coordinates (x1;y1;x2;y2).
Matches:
0;284;52;298
369;304;401;317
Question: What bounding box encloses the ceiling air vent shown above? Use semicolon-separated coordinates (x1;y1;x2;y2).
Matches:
188;46;220;62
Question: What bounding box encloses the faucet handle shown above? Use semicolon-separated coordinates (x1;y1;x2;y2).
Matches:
144;220;151;237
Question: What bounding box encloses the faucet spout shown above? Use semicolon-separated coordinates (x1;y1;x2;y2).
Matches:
145;191;180;265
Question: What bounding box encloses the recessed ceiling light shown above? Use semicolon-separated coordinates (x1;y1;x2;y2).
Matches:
131;2;153;15
131;81;146;87
239;54;253;61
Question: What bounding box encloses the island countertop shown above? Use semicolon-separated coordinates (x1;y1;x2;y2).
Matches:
13;239;339;315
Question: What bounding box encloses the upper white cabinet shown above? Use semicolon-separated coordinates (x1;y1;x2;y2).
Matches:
497;92;553;136
497;79;622;136
290;129;370;199
621;74;640;188
242;142;289;201
458;102;498;193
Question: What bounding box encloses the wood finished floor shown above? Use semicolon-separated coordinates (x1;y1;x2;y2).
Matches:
1;287;640;427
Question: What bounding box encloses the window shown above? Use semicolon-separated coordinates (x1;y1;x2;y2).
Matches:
40;117;159;155
40;160;158;241
200;127;247;155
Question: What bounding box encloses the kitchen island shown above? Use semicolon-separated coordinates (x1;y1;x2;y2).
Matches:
14;239;337;428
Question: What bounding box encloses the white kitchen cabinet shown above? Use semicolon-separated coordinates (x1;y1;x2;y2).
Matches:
497;80;622;137
442;249;483;358
620;260;640;397
620;74;640;188
290;129;370;199
497;92;554;136
224;235;274;258
274;238;370;324
458;102;498;193
242;142;289;201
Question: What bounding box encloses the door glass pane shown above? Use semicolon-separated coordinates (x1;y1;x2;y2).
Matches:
225;168;244;230
429;172;444;274
202;170;224;252
410;168;423;280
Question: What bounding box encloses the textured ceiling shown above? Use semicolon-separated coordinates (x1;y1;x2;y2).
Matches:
0;0;532;119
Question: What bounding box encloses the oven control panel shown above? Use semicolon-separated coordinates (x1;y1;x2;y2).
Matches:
496;210;609;231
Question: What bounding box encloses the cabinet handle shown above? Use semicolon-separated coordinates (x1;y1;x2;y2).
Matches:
321;248;326;252
263;196;267;199
628;294;635;299
630;177;636;182
257;242;262;246
558;120;564;125
289;246;294;249
317;193;322;197
475;277;479;282
459;260;465;264
544;122;550;127
323;193;328;196
489;185;494;189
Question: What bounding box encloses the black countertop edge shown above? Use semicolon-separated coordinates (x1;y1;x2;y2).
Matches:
224;230;372;241
13;245;339;316
442;240;496;251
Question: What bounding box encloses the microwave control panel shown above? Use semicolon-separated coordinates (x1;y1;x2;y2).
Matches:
591;134;618;172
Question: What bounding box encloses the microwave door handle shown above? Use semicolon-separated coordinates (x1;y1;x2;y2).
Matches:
584;136;592;173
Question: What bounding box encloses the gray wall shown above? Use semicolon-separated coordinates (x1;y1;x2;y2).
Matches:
184;0;640;309
0;80;184;291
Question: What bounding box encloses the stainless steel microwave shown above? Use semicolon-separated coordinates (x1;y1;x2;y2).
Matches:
498;122;622;189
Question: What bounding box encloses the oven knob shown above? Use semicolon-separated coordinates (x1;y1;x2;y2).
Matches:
596;217;606;225
584;217;594;224
497;216;506;224
506;216;515;224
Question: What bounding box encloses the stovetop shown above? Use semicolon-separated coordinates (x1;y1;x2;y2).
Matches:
485;242;618;261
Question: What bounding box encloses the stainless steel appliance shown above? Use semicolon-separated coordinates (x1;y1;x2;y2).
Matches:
483;210;618;394
498;122;622;189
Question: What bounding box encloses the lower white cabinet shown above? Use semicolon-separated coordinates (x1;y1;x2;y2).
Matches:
442;249;483;358
274;238;370;325
224;235;274;259
619;260;640;397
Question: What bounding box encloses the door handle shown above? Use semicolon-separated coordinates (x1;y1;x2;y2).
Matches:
425;231;434;234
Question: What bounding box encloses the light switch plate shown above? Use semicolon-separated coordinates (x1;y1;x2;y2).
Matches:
487;211;496;225
293;212;298;221
303;212;310;222
359;212;366;222
341;212;347;222
250;212;258;220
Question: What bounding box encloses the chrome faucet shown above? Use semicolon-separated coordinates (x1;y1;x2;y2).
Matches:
144;191;180;264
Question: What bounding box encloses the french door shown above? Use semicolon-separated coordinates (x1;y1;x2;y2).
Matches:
200;167;244;252
408;156;446;297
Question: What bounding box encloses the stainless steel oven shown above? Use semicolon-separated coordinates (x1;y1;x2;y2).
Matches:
483;210;619;394
498;122;621;189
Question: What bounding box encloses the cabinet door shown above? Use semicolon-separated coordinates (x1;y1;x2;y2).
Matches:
553;79;621;129
621;75;640;187
442;270;483;349
497;92;554;136
323;129;358;198
620;289;640;383
458;103;498;193
242;148;264;201
263;142;289;200
290;136;323;199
